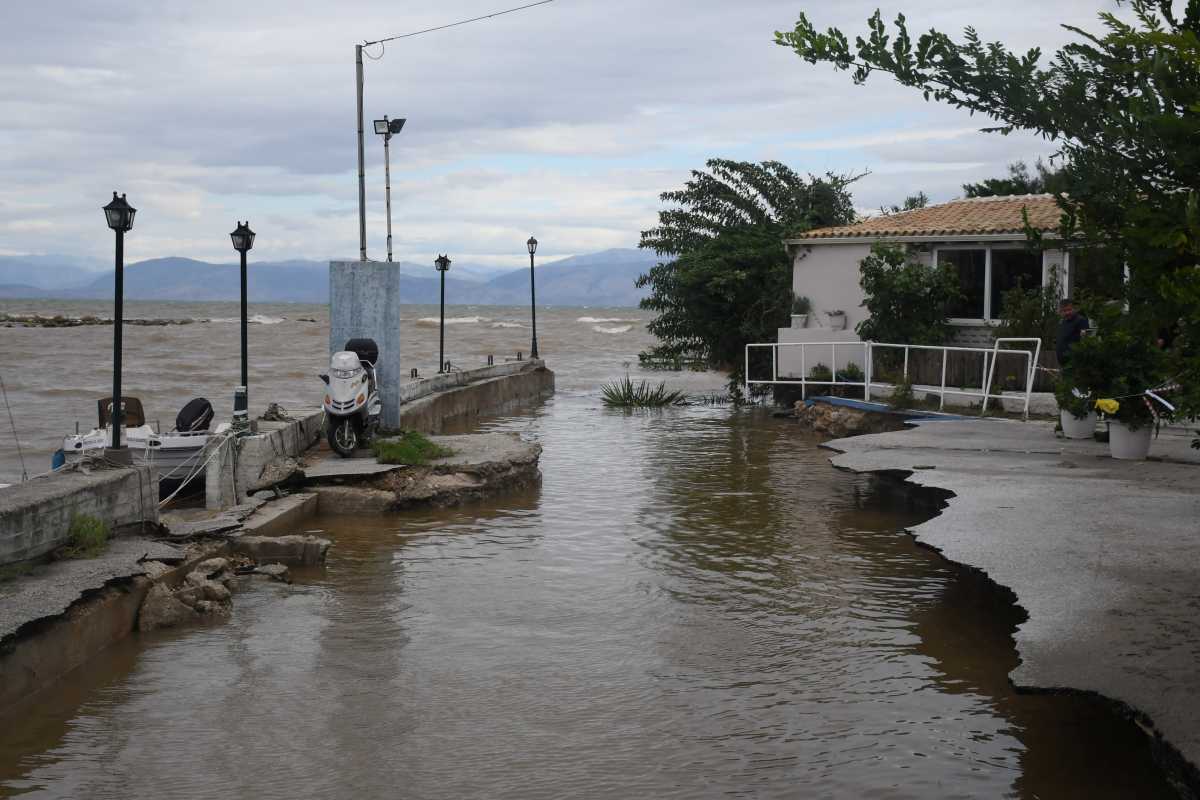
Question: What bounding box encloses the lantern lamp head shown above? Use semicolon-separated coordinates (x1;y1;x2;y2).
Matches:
526;236;538;256
230;221;256;253
434;254;451;272
103;192;136;232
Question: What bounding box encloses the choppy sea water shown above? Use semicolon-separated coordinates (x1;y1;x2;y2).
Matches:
0;300;1177;798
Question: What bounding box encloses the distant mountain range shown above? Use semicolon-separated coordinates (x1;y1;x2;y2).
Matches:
0;249;661;307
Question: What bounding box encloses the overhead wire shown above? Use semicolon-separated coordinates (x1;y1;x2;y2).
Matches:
362;0;555;48
0;373;28;481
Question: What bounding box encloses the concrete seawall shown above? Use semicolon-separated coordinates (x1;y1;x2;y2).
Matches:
0;466;158;566
399;360;555;434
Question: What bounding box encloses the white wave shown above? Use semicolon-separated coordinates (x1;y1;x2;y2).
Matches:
415;315;489;326
577;316;639;324
592;324;633;334
207;314;286;324
491;321;525;329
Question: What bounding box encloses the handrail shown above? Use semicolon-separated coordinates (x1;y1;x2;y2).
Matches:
744;339;1039;419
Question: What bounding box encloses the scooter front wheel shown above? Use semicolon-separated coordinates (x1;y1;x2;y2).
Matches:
328;418;359;457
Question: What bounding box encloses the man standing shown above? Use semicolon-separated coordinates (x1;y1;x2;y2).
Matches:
1056;298;1090;366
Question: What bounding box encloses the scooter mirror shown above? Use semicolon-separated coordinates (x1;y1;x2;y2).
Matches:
319;374;330;385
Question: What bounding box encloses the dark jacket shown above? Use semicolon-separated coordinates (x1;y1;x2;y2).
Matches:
1056;313;1089;364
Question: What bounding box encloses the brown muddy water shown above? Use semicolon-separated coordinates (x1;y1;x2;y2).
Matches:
0;301;1178;797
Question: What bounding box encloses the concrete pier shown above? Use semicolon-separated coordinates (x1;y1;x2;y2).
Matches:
329;260;403;427
825;419;1200;789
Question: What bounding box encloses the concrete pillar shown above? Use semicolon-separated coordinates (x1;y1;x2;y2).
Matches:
329;261;403;428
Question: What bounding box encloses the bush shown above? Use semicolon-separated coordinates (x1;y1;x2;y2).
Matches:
1064;322;1168;430
888;379;915;410
807;363;832;382
601;375;688;407
371;432;455;465
993;272;1061;348
836;362;864;382
856;244;960;346
58;514;110;559
1054;378;1094;419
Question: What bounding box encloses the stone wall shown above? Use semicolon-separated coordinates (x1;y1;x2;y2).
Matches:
205;411;324;509
0;466;159;566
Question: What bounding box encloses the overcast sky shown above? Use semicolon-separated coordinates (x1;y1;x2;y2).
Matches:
1;1;1119;268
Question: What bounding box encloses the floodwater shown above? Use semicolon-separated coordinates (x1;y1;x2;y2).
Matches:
0;301;1178;797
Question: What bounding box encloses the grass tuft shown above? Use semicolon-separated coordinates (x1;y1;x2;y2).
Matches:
601;376;688;408
371;431;455;465
57;514;110;559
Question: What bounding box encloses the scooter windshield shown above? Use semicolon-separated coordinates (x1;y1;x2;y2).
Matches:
332;366;362;379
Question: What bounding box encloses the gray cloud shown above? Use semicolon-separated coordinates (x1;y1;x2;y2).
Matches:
1;0;1117;265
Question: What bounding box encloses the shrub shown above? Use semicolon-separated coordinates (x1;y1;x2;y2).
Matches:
601;375;688;408
791;295;812;315
58;514;110;559
993;269;1061;348
1054;378;1094;420
807;363;832;382
1064;323;1168;430
888;379;915;410
836;362;864;383
856;244;960;346
371;431;455;465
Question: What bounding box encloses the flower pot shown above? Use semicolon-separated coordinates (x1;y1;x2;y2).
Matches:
1108;421;1152;460
791;313;809;329
826;312;847;331
1060;410;1097;440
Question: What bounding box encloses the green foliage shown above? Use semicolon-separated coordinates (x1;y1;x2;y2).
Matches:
881;191;929;215
1063;320;1169;430
371;432;455;465
856;244;960;345
963;160;1068;198
791;294;812;315
58;514;110;559
837;362;864;382
807;363;832;382
776;1;1200;421
1054;377;1095;419
601;375;688;407
637;159;858;386
888;378;916;410
993;269;1061;348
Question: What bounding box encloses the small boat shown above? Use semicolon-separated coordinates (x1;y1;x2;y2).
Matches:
61;397;228;497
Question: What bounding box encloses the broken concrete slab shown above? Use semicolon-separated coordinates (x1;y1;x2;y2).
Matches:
230;534;330;566
826;417;1200;785
241;492;318;537
302;457;404;480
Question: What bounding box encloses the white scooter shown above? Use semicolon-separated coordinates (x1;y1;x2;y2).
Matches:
321;338;381;457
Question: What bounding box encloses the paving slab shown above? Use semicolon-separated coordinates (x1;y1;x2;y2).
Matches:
0;537;184;642
303;456;405;480
825;417;1200;781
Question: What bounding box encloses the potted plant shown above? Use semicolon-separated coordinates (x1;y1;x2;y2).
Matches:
825;309;847;331
1054;377;1098;439
791;295;812;328
807;363;833;391
1065;327;1169;460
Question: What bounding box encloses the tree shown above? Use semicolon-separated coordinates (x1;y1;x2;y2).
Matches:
776;0;1200;419
880;191;929;215
856;244;960;346
962;159;1068;197
637;159;858;382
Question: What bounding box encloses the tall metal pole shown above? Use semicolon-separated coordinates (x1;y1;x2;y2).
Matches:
438;269;446;373
111;229;125;450
240;249;249;407
383;120;393;262
356;44;368;262
529;250;539;360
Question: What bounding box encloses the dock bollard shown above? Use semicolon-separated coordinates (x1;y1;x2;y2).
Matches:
517;351;523;361
410;368;419;379
232;385;249;434
487;354;494;366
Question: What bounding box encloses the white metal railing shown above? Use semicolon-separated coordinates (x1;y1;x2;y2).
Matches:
744;337;1042;418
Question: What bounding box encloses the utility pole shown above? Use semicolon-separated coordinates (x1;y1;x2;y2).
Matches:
356;44;367;261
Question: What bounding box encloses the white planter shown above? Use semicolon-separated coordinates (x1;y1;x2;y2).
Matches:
826;312;847;331
1060;410;1097;440
791;313;809;329
1109;421;1152;460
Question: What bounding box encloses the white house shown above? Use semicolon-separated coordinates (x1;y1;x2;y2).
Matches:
775;194;1085;378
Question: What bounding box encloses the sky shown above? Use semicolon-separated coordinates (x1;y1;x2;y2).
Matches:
0;0;1121;269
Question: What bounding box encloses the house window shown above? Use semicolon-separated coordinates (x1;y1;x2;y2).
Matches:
936;246;1043;320
939;249;986;319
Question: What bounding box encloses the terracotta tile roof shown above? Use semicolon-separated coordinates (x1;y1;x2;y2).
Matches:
790;194;1063;241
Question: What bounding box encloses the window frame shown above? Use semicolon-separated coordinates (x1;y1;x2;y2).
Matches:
933;243;1050;325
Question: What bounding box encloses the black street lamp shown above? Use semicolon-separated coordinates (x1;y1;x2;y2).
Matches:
434;254;451;373
373;116;406;262
102;192;136;459
526;235;539;360
230;221;256;427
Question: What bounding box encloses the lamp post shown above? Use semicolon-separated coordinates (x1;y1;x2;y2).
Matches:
230;221;256;427
526;236;539;360
434;254;451;373
102;192;136;459
373;116;406;263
